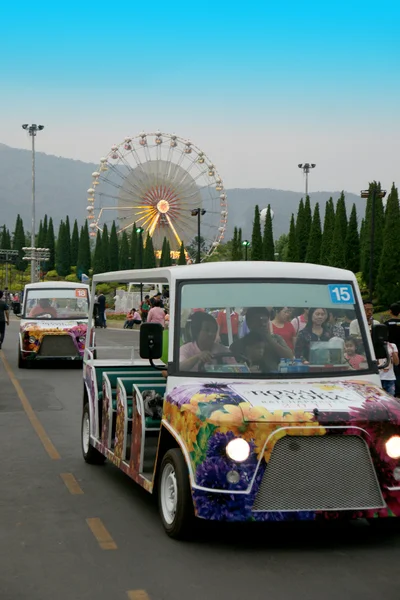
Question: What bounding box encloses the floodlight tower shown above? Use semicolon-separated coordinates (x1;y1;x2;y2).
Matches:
298;163;316;197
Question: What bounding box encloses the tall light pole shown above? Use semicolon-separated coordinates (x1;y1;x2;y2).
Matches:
242;240;250;261
135;227;144;301
298;163;316;197
191;208;206;263
22;124;45;283
361;187;386;301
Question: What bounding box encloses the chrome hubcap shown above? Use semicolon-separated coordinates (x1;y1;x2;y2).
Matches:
161;464;178;525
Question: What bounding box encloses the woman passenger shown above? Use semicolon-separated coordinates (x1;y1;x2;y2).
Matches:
271;307;296;350
294;307;331;361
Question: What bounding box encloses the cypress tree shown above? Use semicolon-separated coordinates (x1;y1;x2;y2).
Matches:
345;204;360;273
143;233;156;268
237;228;242;260
178;242;186;265
102;223;110;272
286;214;298;262
336;191;348;240
263;205;275;261
251;205;263;260
361;181;385;291
70;219;79;266
295;199;307;261
231;227;238;260
77;221;91;277
306;203;322;264
376;183;400;305
119;230;130;270
42;214;48;244
320;197;335;265
65;215;71;271
92;230;104;275
303;196;312;256
165;240;172;266
1;225;11;249
109;221;119;271
135;229;144;269
160;237;168;267
13;215;28;272
130;224;137;268
37;220;44;248
45;217;56;271
55;221;71;277
329;208;346;268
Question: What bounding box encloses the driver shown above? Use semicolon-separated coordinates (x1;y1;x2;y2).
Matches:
179;311;236;372
29;298;57;318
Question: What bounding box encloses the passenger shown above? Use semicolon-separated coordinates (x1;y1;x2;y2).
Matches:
29;298;57;318
180;311;235;372
327;309;346;339
291;308;309;334
294;307;332;361
350;300;379;336
217;309;239;346
147;300;166;328
340;310;355;338
241;331;265;372
344;337;367;370
271;307;296;350
230;307;292;372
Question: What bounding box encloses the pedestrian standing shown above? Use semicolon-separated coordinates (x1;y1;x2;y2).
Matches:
0;290;10;349
379;342;399;396
147;300;166;327
384;303;400;396
97;292;106;328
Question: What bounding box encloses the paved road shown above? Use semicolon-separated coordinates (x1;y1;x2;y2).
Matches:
1;320;400;600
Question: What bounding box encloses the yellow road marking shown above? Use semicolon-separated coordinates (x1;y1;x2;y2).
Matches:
86;518;117;550
0;351;61;460
127;592;151;600
60;473;84;495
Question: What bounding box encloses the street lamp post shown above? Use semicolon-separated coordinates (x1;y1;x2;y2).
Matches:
242;240;250;261
22;247;50;282
22;124;45;283
298;163;316;197
135;227;144;301
361;187;386;301
191;208;206;263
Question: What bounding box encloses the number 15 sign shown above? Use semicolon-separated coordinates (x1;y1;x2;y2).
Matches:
328;284;355;305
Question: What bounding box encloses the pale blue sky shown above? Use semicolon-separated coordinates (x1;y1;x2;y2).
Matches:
1;0;399;192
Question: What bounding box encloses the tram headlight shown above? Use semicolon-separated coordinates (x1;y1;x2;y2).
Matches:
226;438;250;462
386;436;400;459
29;336;36;344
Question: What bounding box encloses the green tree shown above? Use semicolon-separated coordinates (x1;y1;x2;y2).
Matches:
102;223;110;272
109;221;119;271
143;233;156;268
376;183;400;305
130;224;137;268
77;221;91;277
42;215;48;245
119;230;130;270
65;215;71;270
165;240;172;266
306;203;322;264
286;214;298;262
361;181;385;292
160;237;168;267
275;234;288;261
320;197;335;265
329;207;346;268
295;199;307;261
70;219;79;266
178;242;186;265
45;217;56;271
345;204;360;273
251;205;263;260
13;215;27;271
92;230;104;275
135;229;144;269
262;205;275;261
237;228;242;260
231;227;239;260
55;221;71;277
336;191;348;240
302;196;312;258
37;220;44;248
1;225;11;249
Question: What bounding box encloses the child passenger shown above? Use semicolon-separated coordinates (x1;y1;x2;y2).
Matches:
344;337;367;370
242;331;265;372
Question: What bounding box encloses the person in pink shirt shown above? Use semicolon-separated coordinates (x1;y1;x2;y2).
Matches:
344;337;367;370
180;311;236;372
147;300;166;327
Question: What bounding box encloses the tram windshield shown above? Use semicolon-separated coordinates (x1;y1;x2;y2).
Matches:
24;288;89;320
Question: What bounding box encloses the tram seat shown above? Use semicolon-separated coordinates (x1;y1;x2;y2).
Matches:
98;368;164;401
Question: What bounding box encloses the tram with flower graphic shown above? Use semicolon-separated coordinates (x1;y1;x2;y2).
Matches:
81;262;400;539
18;282;90;367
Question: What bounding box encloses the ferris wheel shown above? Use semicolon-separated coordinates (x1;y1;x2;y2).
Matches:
86;131;228;261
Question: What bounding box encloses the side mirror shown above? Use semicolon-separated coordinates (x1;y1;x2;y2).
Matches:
139;323;163;360
371;323;388;360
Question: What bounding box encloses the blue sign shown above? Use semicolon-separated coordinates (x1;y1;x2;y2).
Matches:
328;284;355;305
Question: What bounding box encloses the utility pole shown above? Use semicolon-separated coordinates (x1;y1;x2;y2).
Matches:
298;163;316;197
191;208;206;263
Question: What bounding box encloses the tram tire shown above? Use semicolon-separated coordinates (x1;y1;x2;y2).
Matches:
18;346;25;369
158;448;194;539
82;403;106;465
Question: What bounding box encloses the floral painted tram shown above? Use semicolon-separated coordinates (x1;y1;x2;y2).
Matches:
82;262;400;538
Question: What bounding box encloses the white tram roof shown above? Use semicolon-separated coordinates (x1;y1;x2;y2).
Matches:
92;262;356;285
24;281;90;290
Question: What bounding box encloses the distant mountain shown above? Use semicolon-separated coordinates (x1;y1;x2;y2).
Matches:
0;143;365;239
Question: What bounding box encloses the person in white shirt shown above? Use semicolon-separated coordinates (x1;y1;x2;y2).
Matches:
350;300;379;336
379;342;399;396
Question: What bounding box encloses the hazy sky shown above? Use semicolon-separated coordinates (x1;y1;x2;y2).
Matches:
1;0;399;194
